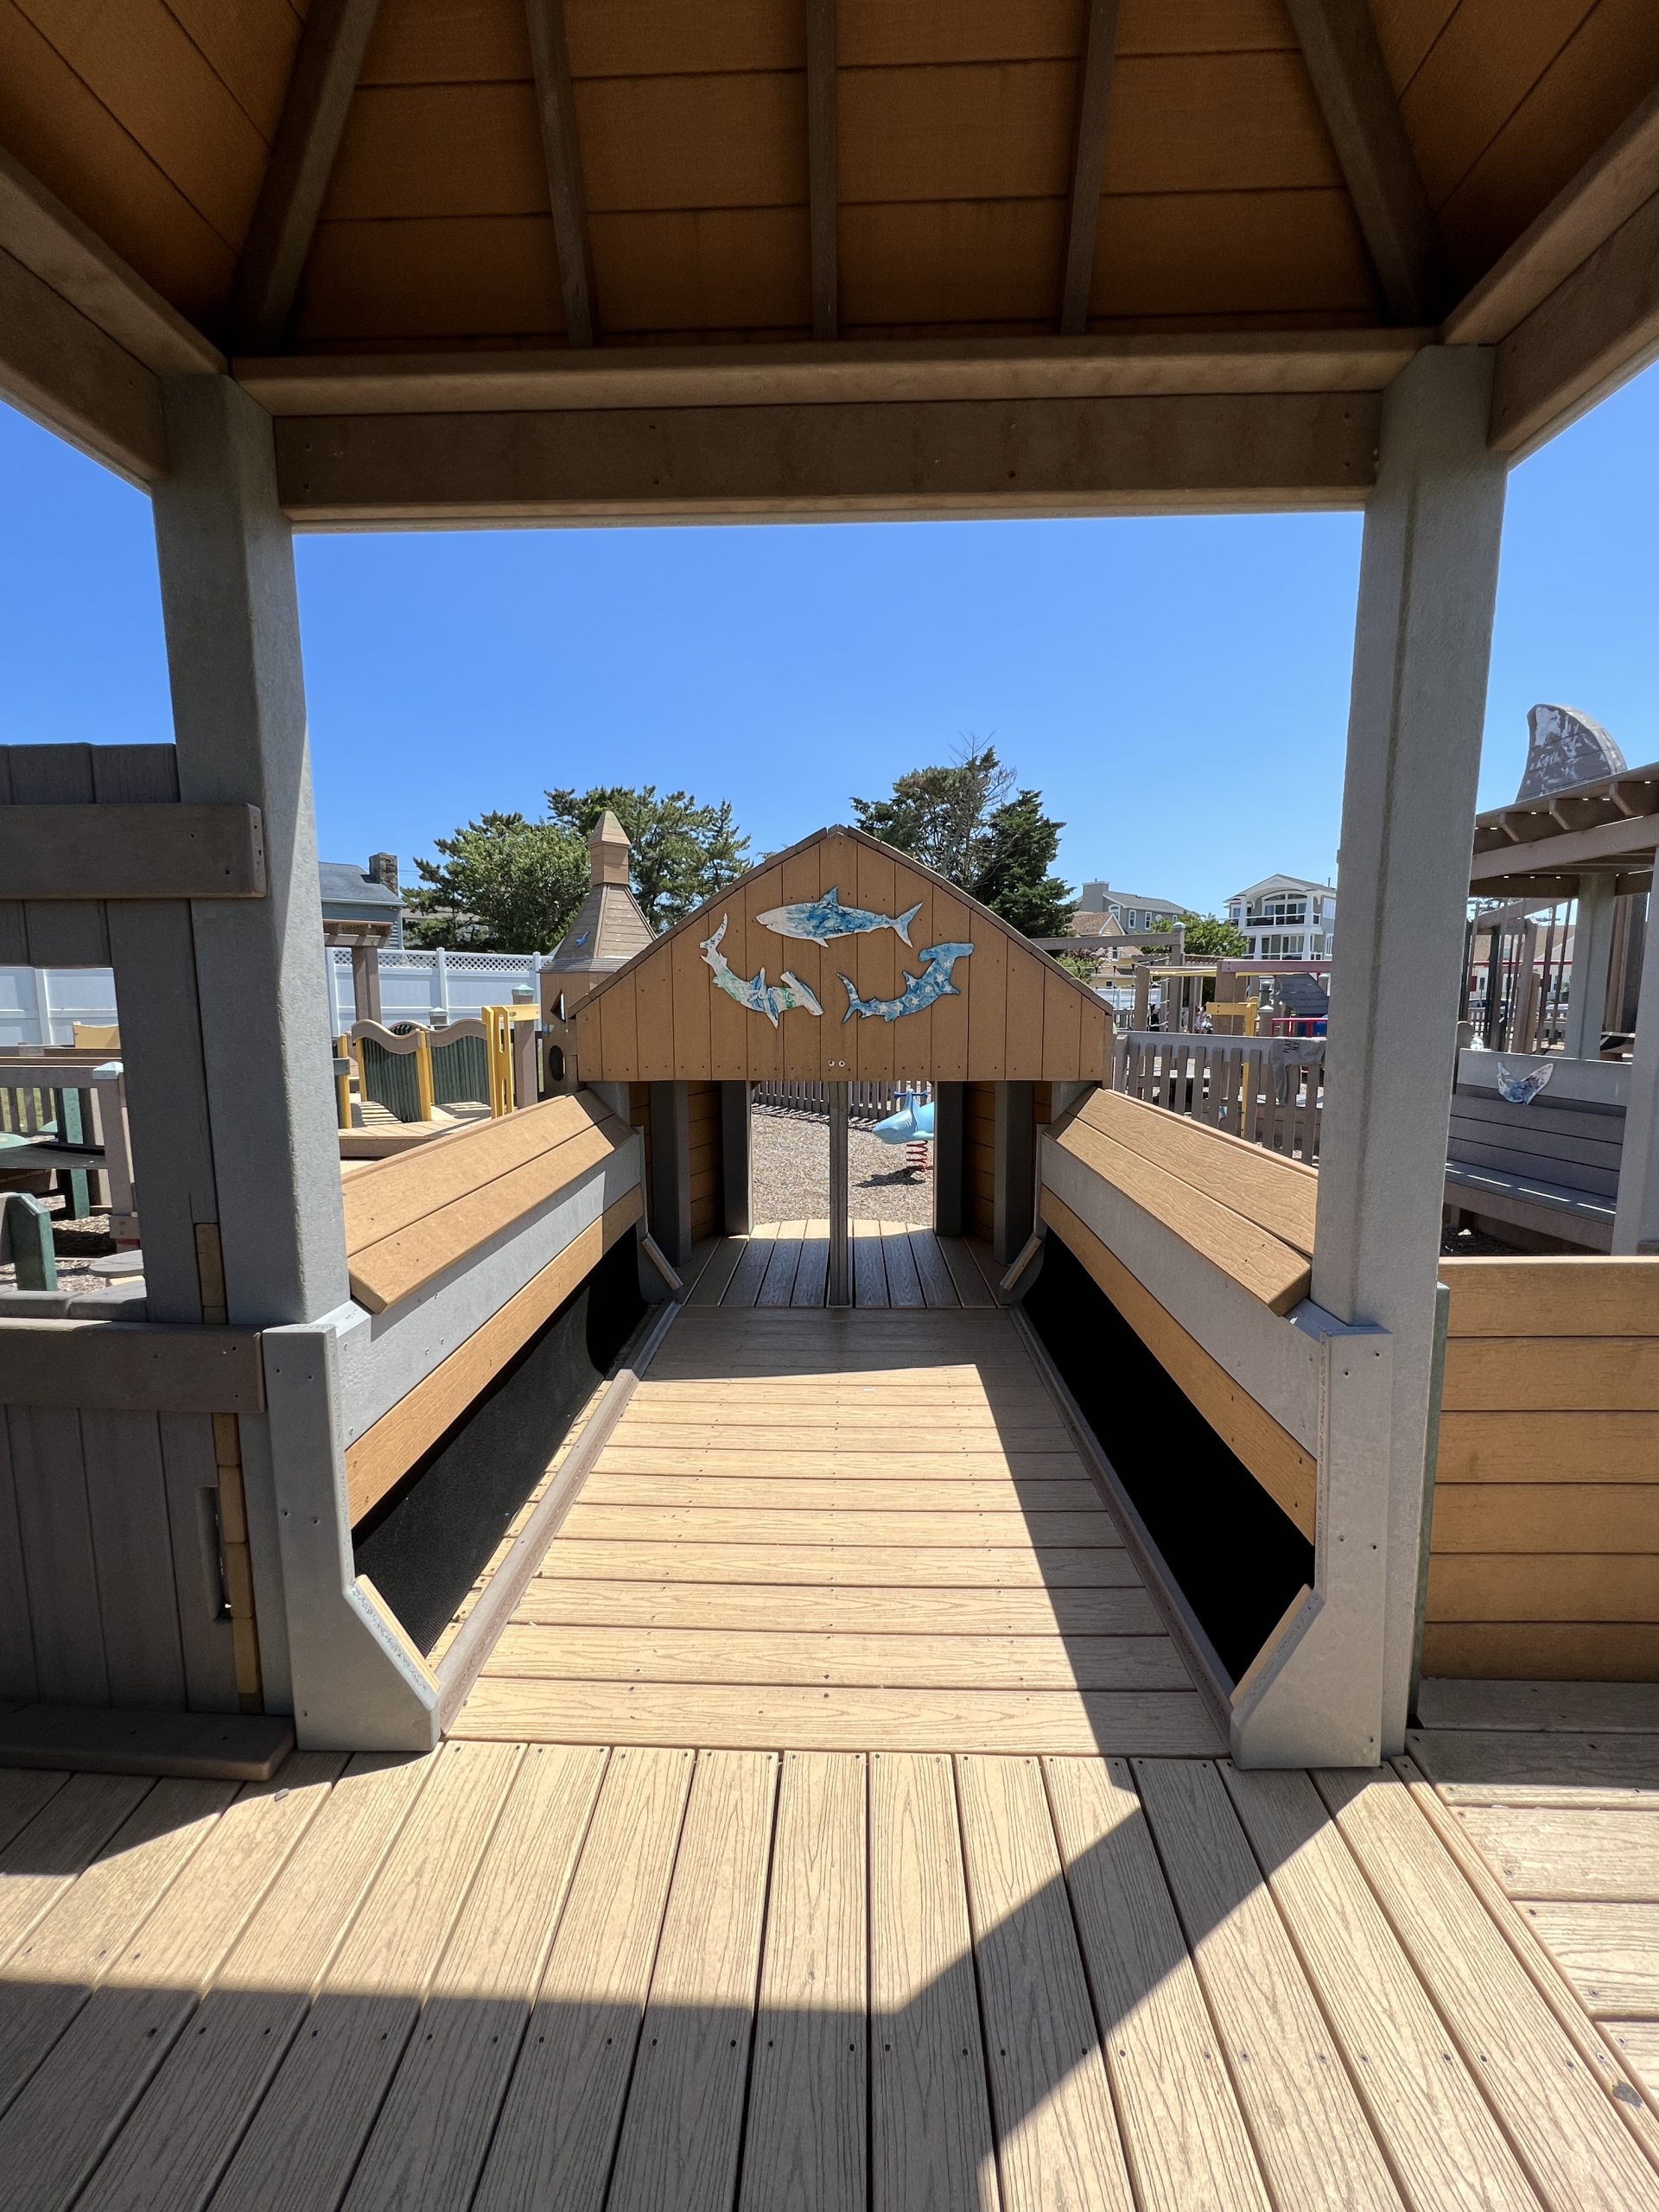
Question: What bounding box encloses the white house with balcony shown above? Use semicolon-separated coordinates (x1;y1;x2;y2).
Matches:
1076;881;1190;937
1226;874;1338;959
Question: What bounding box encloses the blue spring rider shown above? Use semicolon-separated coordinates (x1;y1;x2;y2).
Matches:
874;1090;934;1178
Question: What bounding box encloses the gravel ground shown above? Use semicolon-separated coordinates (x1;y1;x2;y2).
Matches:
752;1106;933;1225
0;1205;118;1297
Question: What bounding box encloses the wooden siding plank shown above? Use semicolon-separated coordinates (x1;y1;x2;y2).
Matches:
204;1742;523;2212
71;1754;435;2212
1319;1766;1659;2210
472;1746;695;2212
484;1625;1191;1691
0;1417;37;1702
869;1751;996;2212
1436;1409;1659;1482
966;926;1007;1081
1220;1764;1540;2210
78;1410;187;1711
1442;1337;1659;1413
1427;1554;1659;1624
740;1751;866;2212
606;1750;777;2212
340;1745;608;2212
1042;1189;1318;1535
1133;1758;1402;2212
454;1680;1223;1753
1420;1623;1659;1681
515;1578;1164;1635
957;1753;1136;2210
7;1407;106;1706
1429;1483;1659;1554
1046;1757;1272;2212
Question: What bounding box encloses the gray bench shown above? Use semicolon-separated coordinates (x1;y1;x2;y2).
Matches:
1444;1084;1623;1249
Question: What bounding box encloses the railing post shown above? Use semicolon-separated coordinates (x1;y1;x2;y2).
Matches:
827;1084;850;1305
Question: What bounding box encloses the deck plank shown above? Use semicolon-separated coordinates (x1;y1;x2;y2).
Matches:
561;1505;1123;1548
1134;1758;1402;2212
0;1772;67;1856
0;1756;342;2212
1416;1681;1659;1733
606;1750;777;2212
938;1236;995;1306
1521;1901;1659;2018
1452;1805;1659;1899
957;1753;1135;2211
582;1473;1103;1512
1319;1766;1659;2209
880;1225;925;1309
514;1579;1165;1636
1220;1764;1540;2211
853;1220;889;1308
869;1753;995;2212
454;1680;1222;1755
73;1754;434;2212
473;1746;695;2212
594;1446;1083;1478
0;1774;153;1967
537;1541;1141;1587
1408;1728;1659;1807
206;1743;522;2212
721;1230;779;1308
755;1222;805;1307
909;1227;960;1306
688;1236;746;1307
483;1626;1192;1692
340;1745;607;2212
740;1752;866;2212
792;1221;830;1306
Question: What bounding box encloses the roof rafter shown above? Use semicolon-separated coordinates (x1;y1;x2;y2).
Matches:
1281;0;1444;324
232;0;381;352
525;0;598;348
806;0;838;339
1058;0;1120;337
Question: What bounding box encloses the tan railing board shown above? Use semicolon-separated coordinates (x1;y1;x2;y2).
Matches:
343;1093;617;1254
1052;1107;1312;1316
346;1103;633;1315
1040;1190;1316;1537
1068;1088;1318;1255
346;1186;644;1524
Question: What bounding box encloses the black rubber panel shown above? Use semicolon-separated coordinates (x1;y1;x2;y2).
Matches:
354;1233;646;1655
1022;1234;1312;1684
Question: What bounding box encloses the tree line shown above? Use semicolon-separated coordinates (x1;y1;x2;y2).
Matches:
402;746;1241;956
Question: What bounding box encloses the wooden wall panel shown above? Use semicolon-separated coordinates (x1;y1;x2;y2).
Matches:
687;1079;721;1243
8;1405;107;1705
1091;189;1380;320
965;1081;996;1240
671;911;712;1084
839;63;1078;203
567;0;802;76
1425;1255;1659;1682
841;200;1065;327
325;83;544;220
296;214;564;342
576;73;806;212
929;885;973;1084
590;207;810;337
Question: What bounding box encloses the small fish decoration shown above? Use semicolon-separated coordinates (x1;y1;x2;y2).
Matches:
700;915;823;1027
840;943;973;1024
755;887;925;947
1495;1059;1554;1106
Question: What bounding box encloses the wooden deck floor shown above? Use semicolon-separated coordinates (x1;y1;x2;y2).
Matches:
452;1300;1222;1755
2;1737;1656;2211
690;1223;999;1308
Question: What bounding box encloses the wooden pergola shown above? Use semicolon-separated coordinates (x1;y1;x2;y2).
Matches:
2;5;1657;1774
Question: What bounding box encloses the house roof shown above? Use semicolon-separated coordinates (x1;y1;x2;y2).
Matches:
1228;875;1338;904
318;861;401;911
574;823;1113;1084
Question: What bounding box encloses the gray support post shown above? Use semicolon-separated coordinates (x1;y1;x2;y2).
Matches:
1563;874;1618;1060
827;1084;850;1306
719;1080;752;1235
1306;346;1508;1758
1613;939;1659;1253
647;1080;693;1267
350;942;383;1026
993;1082;1036;1265
932;1082;966;1236
151;377;349;1329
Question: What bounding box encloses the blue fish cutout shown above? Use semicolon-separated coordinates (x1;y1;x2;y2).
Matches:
700;915;823;1028
755;887;924;947
840;943;973;1024
1494;1059;1554;1106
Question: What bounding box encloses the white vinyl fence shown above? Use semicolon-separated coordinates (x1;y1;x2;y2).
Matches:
0;967;120;1047
327;947;543;1031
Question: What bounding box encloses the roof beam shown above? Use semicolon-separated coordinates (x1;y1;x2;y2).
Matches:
232;0;380;351
525;0;598;347
806;0;838;338
1281;0;1443;322
271;390;1377;526
1058;0;1119;335
1489;182;1659;455
0;241;166;483
237;329;1428;414
0;144;221;375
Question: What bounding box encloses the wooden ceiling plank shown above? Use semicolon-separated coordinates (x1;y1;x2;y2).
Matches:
525;0;597;346
806;0;837;339
271;389;1377;524
1489;181;1659;458
0;142;222;374
1059;0;1120;335
1281;0;1444;323
231;0;382;352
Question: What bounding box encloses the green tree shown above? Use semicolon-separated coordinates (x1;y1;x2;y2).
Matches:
404;811;587;950
1179;912;1249;959
850;743;1074;938
546;785;750;928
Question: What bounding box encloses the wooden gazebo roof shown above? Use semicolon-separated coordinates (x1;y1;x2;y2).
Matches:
3;1;1658;521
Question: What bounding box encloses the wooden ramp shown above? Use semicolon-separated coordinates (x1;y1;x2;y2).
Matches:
688;1221;1000;1309
2;1743;1656;2210
451;1301;1220;1756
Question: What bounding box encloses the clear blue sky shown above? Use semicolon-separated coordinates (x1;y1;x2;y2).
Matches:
2;364;1655;918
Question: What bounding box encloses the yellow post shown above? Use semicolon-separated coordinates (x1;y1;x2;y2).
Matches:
414;1026;435;1122
333;1039;353;1129
484;1007;512;1116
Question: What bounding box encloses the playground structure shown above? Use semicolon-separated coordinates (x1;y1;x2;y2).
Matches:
2;14;1659;2194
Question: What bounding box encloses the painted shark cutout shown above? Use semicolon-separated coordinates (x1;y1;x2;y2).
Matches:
700;914;823;1027
754;887;925;947
839;943;974;1024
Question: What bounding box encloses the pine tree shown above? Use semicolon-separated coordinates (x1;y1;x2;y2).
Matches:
850;742;1074;938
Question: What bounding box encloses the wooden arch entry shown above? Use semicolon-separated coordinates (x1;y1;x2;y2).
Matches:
569;826;1112;1301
